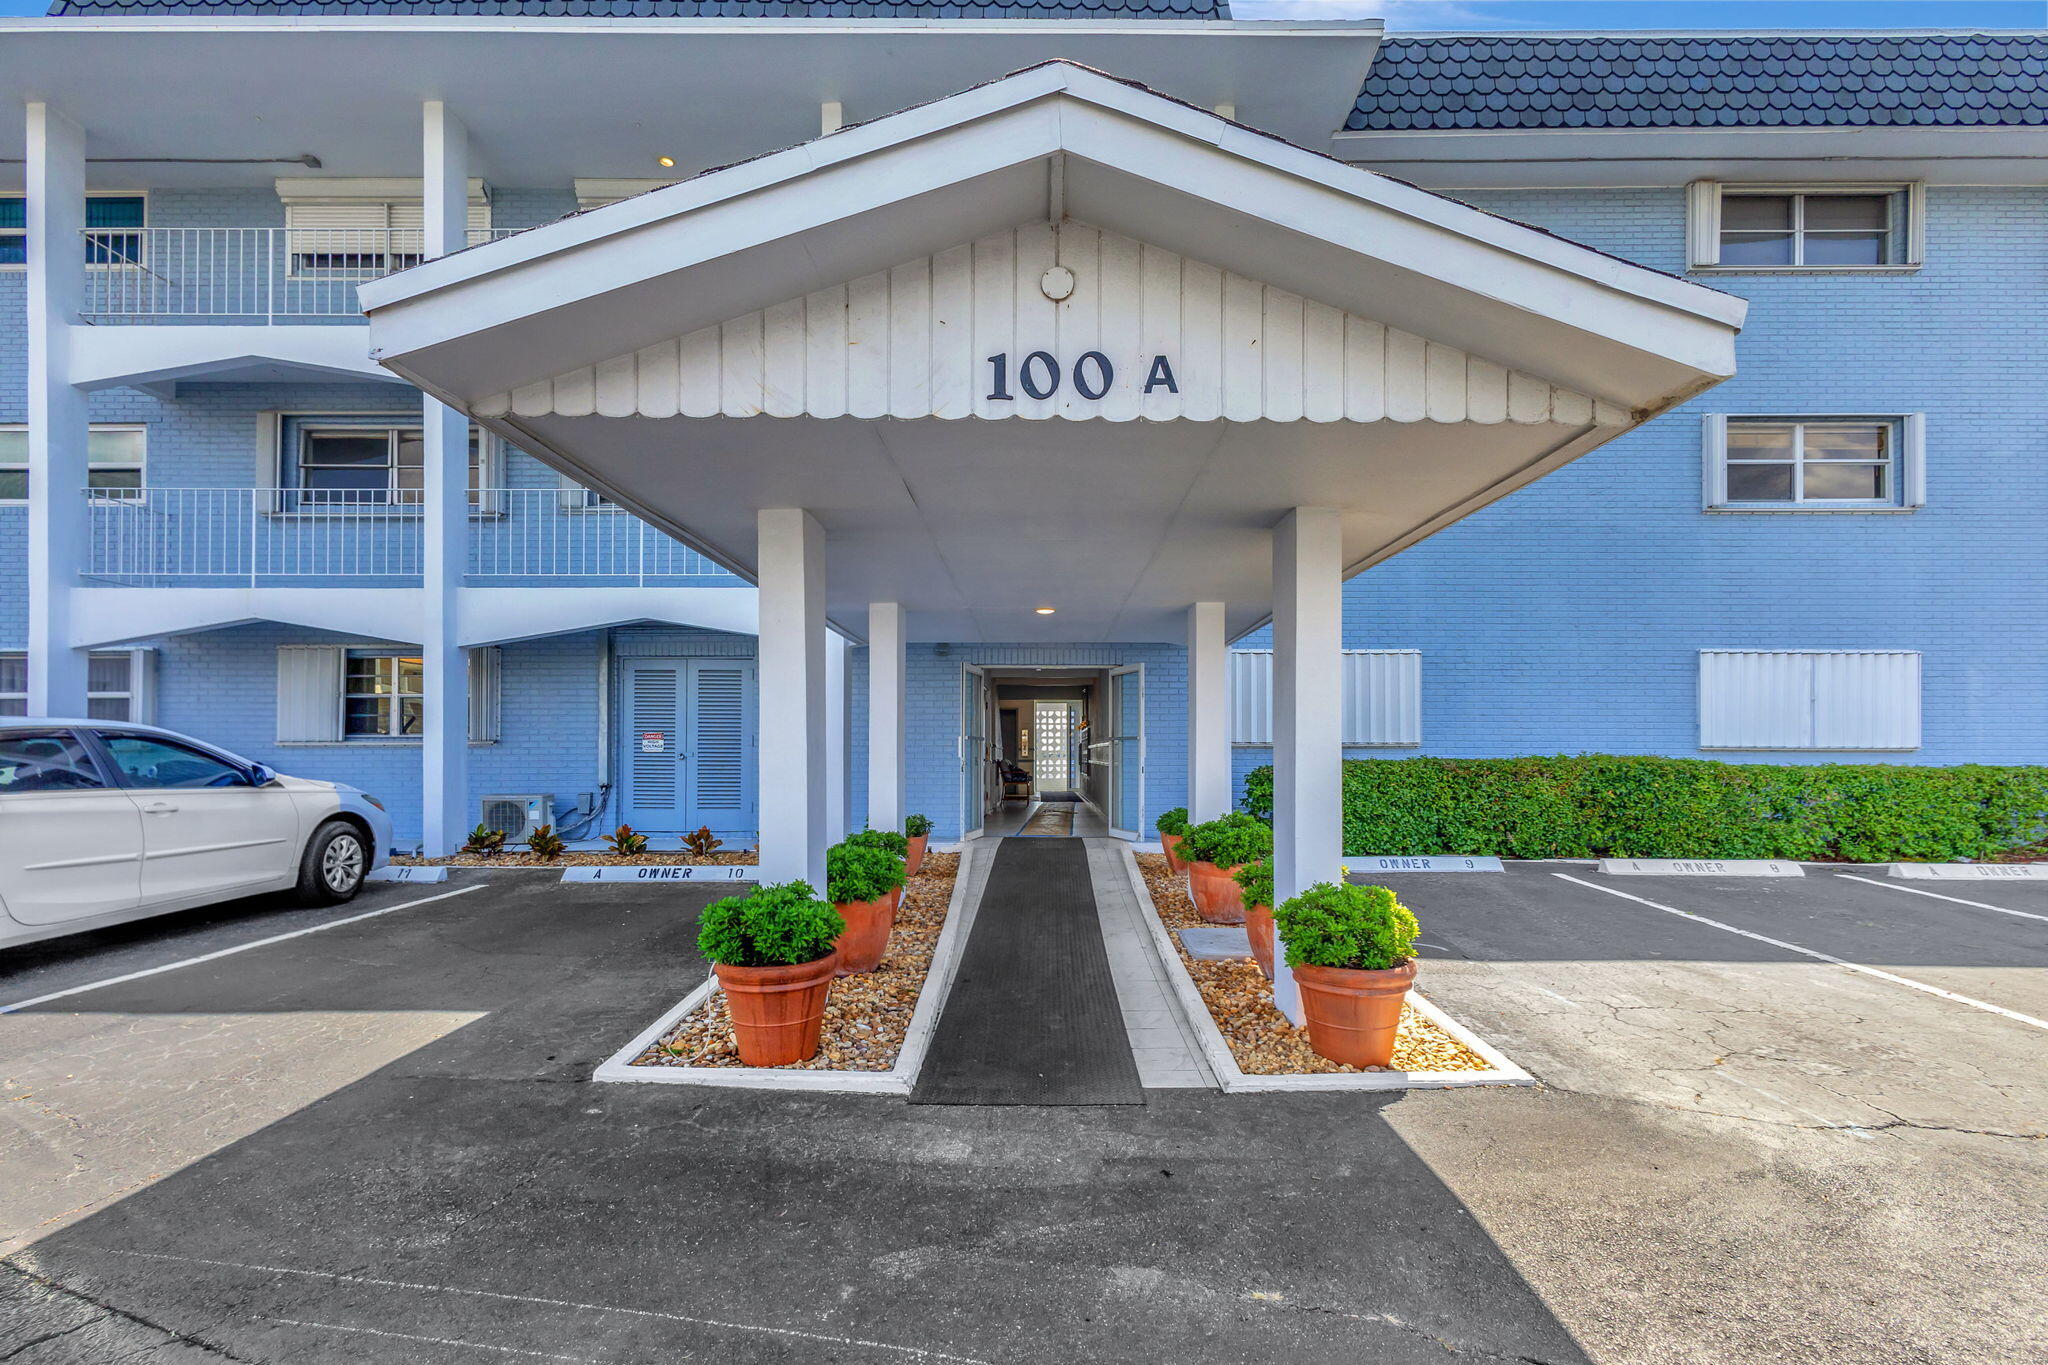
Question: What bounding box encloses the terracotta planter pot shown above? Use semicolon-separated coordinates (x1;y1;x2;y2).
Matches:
1245;903;1275;980
832;896;895;975
1186;861;1247;925
715;954;838;1066
903;833;929;878
1293;959;1417;1070
1160;831;1187;874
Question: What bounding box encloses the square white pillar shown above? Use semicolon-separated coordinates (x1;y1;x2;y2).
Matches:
25;102;90;717
418;101;470;854
825;631;849;844
1271;507;1344;1023
757;508;828;889
866;602;906;834
1186;601;1230;824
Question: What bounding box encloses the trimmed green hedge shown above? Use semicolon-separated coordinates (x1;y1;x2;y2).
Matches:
1239;756;2048;864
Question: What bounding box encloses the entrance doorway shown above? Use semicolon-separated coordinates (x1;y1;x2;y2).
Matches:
960;664;1142;840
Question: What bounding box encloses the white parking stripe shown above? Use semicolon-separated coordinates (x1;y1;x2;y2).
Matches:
1835;873;2048;925
1552;873;2048;1033
0;884;483;1015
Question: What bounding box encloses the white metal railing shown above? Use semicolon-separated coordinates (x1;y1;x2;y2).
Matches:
79;228;520;323
468;489;732;581
84;487;734;586
85;488;426;584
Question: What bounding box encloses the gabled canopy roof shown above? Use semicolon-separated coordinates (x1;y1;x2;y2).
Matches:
363;61;1745;644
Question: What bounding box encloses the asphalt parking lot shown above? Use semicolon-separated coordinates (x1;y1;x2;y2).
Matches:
2;861;2043;1364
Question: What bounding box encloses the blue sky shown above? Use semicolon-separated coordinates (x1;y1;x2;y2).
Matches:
0;0;2042;19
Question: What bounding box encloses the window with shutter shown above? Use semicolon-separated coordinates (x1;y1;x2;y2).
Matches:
1229;650;1422;747
276;645;345;743
1699;650;1921;750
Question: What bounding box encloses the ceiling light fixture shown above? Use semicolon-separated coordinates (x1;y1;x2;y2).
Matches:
1035;607;1056;615
657;155;676;168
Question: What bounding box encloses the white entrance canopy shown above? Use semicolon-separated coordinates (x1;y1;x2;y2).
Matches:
364;60;1744;645
362;59;1745;931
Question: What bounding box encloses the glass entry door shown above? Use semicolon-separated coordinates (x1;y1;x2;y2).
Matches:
961;664;991;839
1105;664;1144;839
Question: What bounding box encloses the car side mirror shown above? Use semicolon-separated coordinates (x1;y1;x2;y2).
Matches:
248;762;278;787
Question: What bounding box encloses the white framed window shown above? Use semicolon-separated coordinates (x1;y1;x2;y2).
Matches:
0;649;154;722
276;178;490;276
343;651;424;739
0;424;148;503
0;193;147;271
1229;649;1422;747
274;413;497;509
276;644;497;744
1700;650;1921;751
557;474;615;511
1703;414;1923;512
1688;182;1923;271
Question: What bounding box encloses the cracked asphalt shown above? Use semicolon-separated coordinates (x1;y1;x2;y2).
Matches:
1;863;2043;1363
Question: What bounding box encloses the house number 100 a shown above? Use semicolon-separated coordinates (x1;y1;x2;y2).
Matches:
985;352;1179;402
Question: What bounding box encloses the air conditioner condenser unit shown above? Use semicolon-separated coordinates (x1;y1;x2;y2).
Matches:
480;794;553;842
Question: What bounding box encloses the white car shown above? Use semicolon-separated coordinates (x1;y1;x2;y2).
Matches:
0;718;393;949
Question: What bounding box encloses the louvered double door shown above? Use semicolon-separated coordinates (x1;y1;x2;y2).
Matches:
620;659;757;835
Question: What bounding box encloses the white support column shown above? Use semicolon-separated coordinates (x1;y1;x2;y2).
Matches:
25;102;90;717
866;601;906;835
419;100;470;854
825;631;849;844
1186;601;1230;824
757;508;828;889
1271;507;1344;1023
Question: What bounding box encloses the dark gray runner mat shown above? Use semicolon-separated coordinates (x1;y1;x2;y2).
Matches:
909;838;1144;1106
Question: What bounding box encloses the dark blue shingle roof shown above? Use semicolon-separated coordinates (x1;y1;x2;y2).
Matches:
46;0;1226;15
1349;33;2048;131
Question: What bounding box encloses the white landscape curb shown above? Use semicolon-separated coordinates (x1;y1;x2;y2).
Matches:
1598;858;1804;877
1116;847;1534;1095
1888;862;2048;881
368;865;448;883
591;844;983;1095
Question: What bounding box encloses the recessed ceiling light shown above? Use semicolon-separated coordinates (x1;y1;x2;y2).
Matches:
1035;606;1056;615
657;156;676;169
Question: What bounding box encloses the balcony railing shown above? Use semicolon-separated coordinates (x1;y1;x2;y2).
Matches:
84;488;736;587
79;228;518;324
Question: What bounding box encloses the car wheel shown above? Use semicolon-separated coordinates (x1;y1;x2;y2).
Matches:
296;819;369;905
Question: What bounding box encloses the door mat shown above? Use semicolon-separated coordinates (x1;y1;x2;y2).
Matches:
1035;792;1081;802
910;838;1144;1106
1017;804;1074;837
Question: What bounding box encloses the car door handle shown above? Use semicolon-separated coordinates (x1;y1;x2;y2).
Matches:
140;801;179;815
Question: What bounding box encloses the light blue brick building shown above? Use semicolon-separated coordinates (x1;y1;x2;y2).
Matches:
4;9;2042;871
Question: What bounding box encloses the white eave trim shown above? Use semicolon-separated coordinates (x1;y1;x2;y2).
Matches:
0;17;1381;37
360;62;1746;336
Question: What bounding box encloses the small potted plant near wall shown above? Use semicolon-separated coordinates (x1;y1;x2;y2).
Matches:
842;828;911;909
825;840;907;975
1274;881;1420;1070
697;881;845;1066
1178;812;1273;925
1155;808;1191;873
904;814;933;878
1233;858;1275;980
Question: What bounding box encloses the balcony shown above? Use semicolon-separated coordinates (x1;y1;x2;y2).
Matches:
79;228;517;325
82;488;740;587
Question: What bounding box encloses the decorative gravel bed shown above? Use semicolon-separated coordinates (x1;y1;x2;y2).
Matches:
1134;853;1488;1077
396;850;761;868
631;853;960;1072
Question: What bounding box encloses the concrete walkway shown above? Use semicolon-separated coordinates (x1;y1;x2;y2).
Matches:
1084;840;1216;1089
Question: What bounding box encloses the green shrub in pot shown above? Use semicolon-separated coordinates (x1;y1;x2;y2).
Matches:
1154;807;1190;837
1232;858;1273;910
843;827;909;859
697;881;845;968
904;813;933;838
825;841;907;905
1274;882;1418;972
1179;811;1273;869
